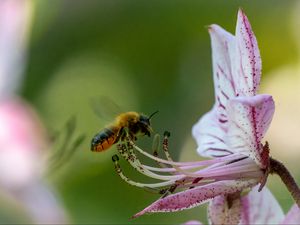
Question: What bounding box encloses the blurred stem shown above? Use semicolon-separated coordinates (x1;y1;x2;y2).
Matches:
269;157;300;208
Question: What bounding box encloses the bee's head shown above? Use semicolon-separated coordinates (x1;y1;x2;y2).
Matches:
139;114;150;125
139;111;158;136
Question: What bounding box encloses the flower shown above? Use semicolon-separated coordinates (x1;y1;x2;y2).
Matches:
183;185;300;225
0;98;46;188
0;0;40;189
193;8;273;170
111;9;276;219
0;0;67;223
0;0;32;99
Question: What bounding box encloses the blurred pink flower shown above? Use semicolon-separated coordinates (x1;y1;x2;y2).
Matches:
126;9;274;219
0;99;46;189
0;0;67;223
0;0;32;99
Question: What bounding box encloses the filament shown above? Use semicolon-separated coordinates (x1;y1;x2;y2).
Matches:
131;139;241;167
112;154;177;188
111;131;262;195
116;144;185;181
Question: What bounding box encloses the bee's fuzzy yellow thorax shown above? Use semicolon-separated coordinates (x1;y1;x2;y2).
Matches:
115;111;140;127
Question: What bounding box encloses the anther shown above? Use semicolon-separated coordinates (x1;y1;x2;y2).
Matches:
112;156;122;174
112;154;119;162
163;131;171;137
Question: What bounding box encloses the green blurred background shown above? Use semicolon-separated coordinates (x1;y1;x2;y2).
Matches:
16;0;300;224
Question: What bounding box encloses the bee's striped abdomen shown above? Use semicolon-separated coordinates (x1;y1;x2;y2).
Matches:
91;127;118;152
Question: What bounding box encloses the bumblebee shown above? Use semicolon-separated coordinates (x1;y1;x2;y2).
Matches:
91;111;158;152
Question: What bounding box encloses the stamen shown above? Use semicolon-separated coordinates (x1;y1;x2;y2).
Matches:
145;133;227;173
111;130;262;198
162;131;209;178
152;134;160;157
113;134;216;192
193;158;261;178
125;132;259;182
116;144;185;181
211;171;263;181
142;154;245;173
160;131;202;178
152;134;170;169
112;154;177;189
143;164;204;173
131;139;241;167
178;180;215;189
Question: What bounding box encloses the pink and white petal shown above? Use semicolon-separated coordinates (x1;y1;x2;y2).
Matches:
208;194;241;225
0;99;47;188
231;9;261;96
192;106;232;158
0;0;33;99
209;24;236;124
132;179;258;218
226;95;275;167
182;220;203;225
240;185;284;225
281;204;300;224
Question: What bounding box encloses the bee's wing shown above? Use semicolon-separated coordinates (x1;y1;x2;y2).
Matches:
89;96;124;122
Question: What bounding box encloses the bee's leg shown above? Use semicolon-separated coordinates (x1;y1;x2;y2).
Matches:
123;128;135;142
114;127;124;143
126;131;136;149
130;132;137;141
120;128;136;150
121;127;133;142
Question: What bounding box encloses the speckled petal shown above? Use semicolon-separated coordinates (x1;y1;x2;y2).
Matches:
226;95;275;167
193;23;236;158
132;179;258;218
208;24;236;127
208;194;241;225
240;185;284;224
281;204;300;224
231;9;261;96
192;106;232;158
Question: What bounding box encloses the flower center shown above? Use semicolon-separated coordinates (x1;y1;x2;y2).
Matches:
112;131;263;197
